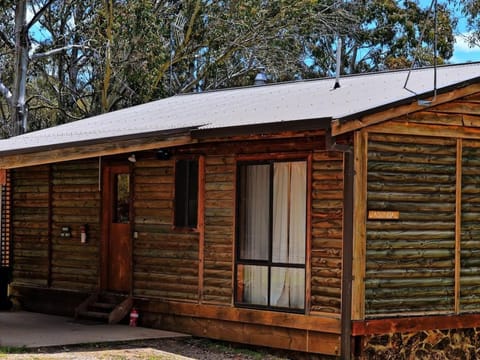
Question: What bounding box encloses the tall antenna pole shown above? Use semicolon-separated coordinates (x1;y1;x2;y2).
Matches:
333;0;342;89
403;0;438;105
169;23;174;95
334;36;342;89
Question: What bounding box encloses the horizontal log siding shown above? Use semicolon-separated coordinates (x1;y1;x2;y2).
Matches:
461;145;480;311
50;161;100;291
366;134;456;315
203;155;235;304
11;166;50;286
310;151;343;314
133;159;199;300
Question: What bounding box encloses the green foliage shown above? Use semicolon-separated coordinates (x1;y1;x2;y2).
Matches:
0;345;28;354
461;0;480;47
312;0;455;75
0;0;458;134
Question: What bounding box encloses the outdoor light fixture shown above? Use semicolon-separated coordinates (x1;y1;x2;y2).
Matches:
156;149;171;160
128;154;136;163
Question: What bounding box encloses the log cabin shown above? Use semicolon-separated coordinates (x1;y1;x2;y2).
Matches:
1;62;480;358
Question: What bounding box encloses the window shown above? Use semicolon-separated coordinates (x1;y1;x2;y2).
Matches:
175;159;199;228
236;160;307;311
113;173;130;224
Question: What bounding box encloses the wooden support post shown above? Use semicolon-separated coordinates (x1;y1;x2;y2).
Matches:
455;139;462;313
198;155;205;303
305;153;313;313
341;149;354;359
352;130;368;320
47;165;53;288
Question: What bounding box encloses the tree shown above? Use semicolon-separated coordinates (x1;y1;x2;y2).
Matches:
95;0;354;102
0;0;93;135
0;0;354;133
309;0;455;75
460;0;480;47
0;1;15;133
0;1;458;135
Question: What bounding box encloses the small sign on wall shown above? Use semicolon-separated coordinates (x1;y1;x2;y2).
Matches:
368;210;400;220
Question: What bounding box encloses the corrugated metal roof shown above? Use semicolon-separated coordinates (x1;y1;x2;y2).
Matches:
0;62;479;154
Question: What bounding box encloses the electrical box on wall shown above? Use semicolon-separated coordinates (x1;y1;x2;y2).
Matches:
60;226;71;238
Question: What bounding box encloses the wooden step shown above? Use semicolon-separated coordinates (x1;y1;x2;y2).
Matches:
108;297;133;324
91;301;116;310
81;310;110;320
74;292;133;324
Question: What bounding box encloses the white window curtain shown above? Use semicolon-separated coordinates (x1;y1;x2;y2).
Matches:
239;161;306;309
240;164;270;260
241;165;270;305
243;265;268;306
271;162;306;309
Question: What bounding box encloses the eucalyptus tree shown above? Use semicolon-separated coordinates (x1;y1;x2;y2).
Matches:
0;2;15;133
28;0;100;129
461;0;480;47
0;0;95;135
309;0;455;75
97;0;353;101
0;0;456;135
0;0;353;133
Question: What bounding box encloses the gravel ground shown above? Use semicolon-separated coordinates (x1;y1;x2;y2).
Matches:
0;337;302;360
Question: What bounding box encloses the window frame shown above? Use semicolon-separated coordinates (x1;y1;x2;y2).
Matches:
234;154;310;313
173;156;201;230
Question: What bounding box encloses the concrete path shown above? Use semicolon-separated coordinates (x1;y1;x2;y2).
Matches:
0;311;188;348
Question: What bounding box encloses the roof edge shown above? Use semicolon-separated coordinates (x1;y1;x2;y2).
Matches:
332;77;480;136
0;126;199;158
192;118;332;139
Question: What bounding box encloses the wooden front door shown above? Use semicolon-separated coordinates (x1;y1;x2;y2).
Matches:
102;164;132;293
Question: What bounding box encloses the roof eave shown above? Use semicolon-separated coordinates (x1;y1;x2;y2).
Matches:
192;117;332;139
0;127;197;169
331;78;480;136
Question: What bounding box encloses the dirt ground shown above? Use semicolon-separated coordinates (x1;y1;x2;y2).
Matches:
0;337;307;360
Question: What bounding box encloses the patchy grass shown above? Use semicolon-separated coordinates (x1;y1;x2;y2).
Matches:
1;338;294;359
189;337;290;359
0;346;28;354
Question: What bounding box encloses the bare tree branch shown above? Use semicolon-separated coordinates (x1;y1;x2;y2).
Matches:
27;95;84;121
0;30;14;49
31;44;89;59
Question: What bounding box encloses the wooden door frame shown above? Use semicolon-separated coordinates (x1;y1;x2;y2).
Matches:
100;161;134;294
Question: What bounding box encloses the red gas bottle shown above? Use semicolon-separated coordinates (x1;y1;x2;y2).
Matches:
129;308;139;327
